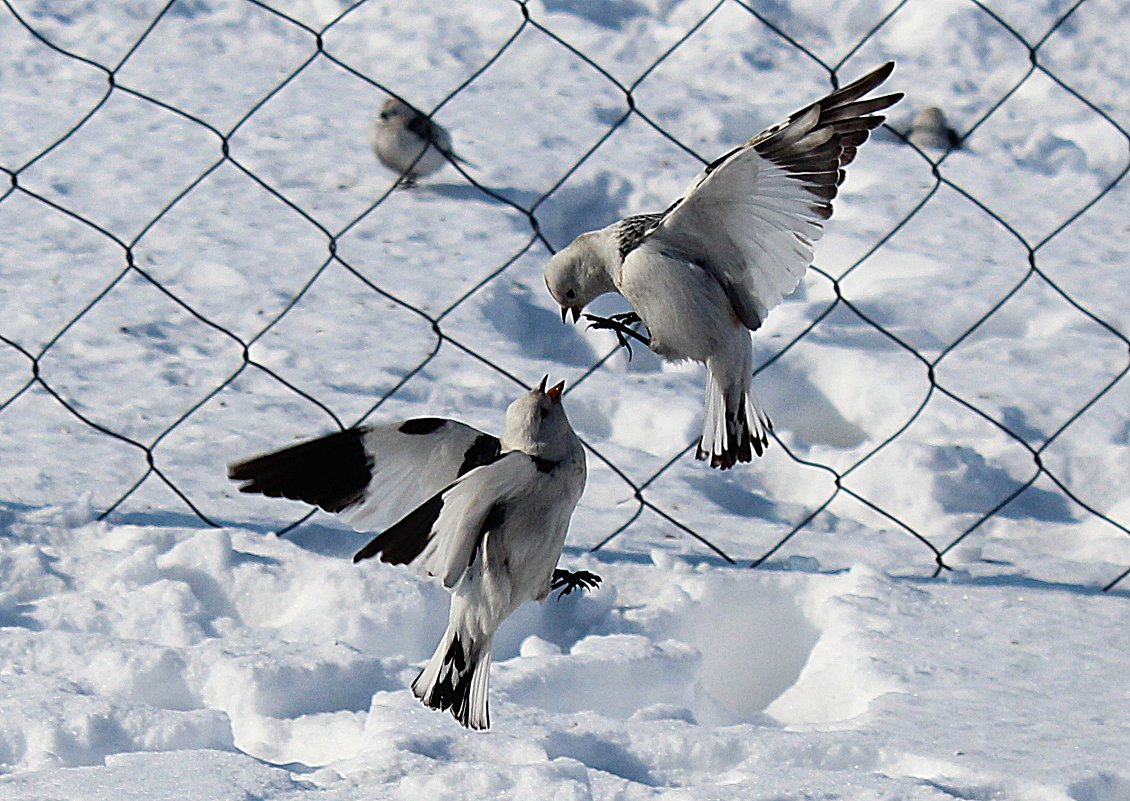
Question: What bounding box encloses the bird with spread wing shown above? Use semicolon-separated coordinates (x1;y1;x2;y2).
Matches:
228;378;595;730
545;63;902;469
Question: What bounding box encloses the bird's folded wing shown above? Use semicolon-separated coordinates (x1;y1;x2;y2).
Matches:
352;452;539;589
406;112;456;155
643;62;902;331
227;418;501;531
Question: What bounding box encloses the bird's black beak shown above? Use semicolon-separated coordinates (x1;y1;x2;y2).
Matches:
537;374;549;393
560;306;580;324
547;380;565;403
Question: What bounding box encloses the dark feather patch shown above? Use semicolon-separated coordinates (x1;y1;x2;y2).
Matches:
694;395;771;469
398;417;447;435
616;213;666;260
741;67;900;229
458;434;502;476
809;203;834;220
821;94;902;124
406;111;443;149
803;184;838;201
419;634;488;729
228;427;373;515
353;491;444;564
790;170;840;186
819;61;895;107
445;634;467;673
531;456;558;474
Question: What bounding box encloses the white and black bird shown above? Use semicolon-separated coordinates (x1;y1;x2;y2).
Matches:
227;378;595;730
544;62;902;469
371;97;467;185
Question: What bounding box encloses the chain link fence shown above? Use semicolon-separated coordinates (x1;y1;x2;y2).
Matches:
2;0;1127;590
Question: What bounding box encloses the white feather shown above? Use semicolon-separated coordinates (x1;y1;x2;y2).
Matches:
341;420;492;531
651;154;827;329
410;453;539;589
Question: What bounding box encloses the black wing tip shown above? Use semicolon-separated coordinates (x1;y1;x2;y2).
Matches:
875;91;904;111
398;417;449;435
848;61;896;89
816;63;900;118
871;61;896;80
226;455;263;482
227;427;374;515
352;542;377;563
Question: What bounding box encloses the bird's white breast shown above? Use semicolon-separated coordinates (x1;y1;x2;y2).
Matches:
619;244;742;362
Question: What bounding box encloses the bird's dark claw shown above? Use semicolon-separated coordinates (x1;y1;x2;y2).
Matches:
582;312;649;360
551;568;602;600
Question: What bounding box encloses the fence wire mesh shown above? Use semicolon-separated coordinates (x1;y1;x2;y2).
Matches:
2;0;1127;591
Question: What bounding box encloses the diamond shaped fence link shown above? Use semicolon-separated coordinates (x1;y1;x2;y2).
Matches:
1;0;1127;591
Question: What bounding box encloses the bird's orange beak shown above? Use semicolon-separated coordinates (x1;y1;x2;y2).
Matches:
547;380;565;403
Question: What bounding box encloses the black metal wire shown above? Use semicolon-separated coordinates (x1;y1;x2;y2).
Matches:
1;0;1126;591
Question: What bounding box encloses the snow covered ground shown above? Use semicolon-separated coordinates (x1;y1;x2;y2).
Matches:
1;0;1128;798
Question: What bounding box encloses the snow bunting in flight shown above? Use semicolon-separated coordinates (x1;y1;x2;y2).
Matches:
228;378;595;730
545;62;902;469
371;97;468;185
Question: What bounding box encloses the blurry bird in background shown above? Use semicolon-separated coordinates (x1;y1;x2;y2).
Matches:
371;97;470;186
907;106;962;152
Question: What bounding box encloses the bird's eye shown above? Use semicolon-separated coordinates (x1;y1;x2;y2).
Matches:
379;112;389;120
539;407;549;420
565;288;577;300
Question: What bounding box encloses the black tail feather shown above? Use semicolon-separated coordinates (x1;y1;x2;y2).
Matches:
414;634;490;730
696;396;770;470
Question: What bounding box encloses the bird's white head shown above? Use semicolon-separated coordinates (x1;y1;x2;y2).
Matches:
377;97;415;128
501;375;578;460
544;233;618;325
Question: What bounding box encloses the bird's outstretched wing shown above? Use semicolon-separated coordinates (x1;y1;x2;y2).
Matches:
352;452;539;589
227;418;502;531
637;62;902;331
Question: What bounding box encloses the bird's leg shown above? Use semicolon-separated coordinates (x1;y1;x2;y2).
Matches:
583;312;650;359
551;568;602;600
395;175;419;190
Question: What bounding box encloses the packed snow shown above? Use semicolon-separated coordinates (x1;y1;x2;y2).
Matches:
1;0;1128;799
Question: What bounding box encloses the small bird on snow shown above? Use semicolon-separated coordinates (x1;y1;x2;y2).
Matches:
545;62;902;469
227;377;596;730
907;106;961;152
371;97;468;185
